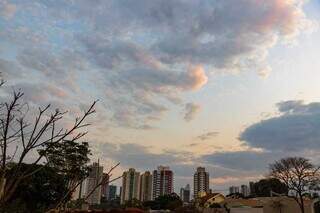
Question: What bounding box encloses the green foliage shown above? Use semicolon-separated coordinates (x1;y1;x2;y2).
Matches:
254;178;288;197
143;193;183;210
44;140;91;182
4;164;68;213
123;198;143;208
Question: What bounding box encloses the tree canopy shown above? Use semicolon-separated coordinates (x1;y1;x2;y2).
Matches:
254;178;288;197
269;157;320;213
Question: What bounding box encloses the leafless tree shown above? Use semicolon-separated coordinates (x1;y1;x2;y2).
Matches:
269;157;320;213
0;85;96;206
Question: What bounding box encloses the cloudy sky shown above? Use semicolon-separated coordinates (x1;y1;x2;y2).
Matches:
1;0;320;194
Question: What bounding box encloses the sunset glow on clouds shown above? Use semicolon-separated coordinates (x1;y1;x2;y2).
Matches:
1;0;320;192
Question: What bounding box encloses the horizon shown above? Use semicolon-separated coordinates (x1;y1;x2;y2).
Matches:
1;0;320;196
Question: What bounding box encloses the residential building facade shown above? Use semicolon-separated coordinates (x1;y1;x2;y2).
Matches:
241;184;250;197
229;186;240;194
101;173;109;200
152;166;173;200
108;185;117;200
180;184;190;203
121;168;140;204
194;167;209;198
139;171;153;202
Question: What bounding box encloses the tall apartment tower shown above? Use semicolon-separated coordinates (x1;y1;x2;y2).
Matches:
249;181;255;196
139;171;153;202
152;166;173;200
180;184;190;203
108;185;117;200
241;184;249;197
85;162;104;204
194;167;209;198
121;168;140;204
101;173;110;200
229;186;240;194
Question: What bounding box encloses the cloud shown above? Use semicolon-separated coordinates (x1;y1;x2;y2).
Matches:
202;150;281;172
197;131;219;141
257;66;272;78
240;100;320;152
184;103;201;122
0;0;16;19
99;142;193;172
97;142;264;189
0;0;314;128
185;65;208;90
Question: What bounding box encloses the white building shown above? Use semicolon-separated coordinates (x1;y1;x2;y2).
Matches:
72;162;104;205
121;168;140;204
194;167;209;198
140;171;153;202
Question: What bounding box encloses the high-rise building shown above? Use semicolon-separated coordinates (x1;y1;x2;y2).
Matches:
249;181;255;196
229;186;240;194
101;173;110;200
152;166;173;200
241;185;249;197
180;184;190;203
121;168;140;204
194;167;209;198
108;185;117;200
139;171;153;202
86;162;104;204
72;162;103;204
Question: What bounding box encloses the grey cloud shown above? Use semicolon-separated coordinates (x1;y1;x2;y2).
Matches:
99;143;192;172
197;131;219;141
98;142;269;190
1;0;313;130
240;100;320;152
202;150;282;172
184;103;201;122
0;58;23;79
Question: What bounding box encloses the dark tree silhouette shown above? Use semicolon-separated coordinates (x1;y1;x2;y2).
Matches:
5;164;67;213
0;83;96;207
269;157;320;213
254;178;288;197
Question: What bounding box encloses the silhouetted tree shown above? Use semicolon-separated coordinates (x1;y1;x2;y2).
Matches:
269;157;320;213
0;83;96;207
5;164;67;213
43;140;91;208
143;193;182;210
254;178;288;197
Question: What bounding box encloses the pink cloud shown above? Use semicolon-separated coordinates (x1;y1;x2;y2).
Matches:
0;1;16;19
254;0;308;37
185;65;208;91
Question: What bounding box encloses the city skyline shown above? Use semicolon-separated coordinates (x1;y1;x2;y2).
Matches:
1;0;320;194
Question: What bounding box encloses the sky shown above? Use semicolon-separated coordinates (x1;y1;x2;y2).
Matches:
1;0;320;194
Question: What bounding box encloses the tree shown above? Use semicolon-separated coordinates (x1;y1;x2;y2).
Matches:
43;140;91;207
269;157;320;213
0;85;96;207
5;164;68;213
144;193;183;210
254;178;288;197
123;198;143;208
